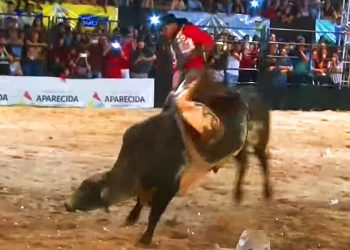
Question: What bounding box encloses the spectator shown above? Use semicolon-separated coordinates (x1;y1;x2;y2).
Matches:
276;0;289;18
7;27;23;59
71;32;83;47
120;30;135;73
88;36;105;78
0;37;13;75
142;0;154;9
130;36;156;78
31;16;46;42
311;47;330;84
7;27;23;75
225;42;241;88
266;33;278;69
79;33;90;51
63;30;74;47
73;51;91;78
290;36;310;83
262;0;280;20
171;0;186;10
281;4;295;24
232;0;246;14
50;35;67;76
271;47;293;87
102;40;128;78
328;52;343;87
2;0;20;30
296;0;310;18
187;0;205;11
309;0;321;19
22;30;46;76
22;2;36;29
322;0;336;20
64;47;79;77
239;45;255;83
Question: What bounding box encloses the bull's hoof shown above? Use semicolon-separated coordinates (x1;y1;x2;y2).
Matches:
137;233;153;247
104;205;110;213
124;215;139;227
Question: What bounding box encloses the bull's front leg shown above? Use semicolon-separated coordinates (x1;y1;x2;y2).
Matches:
125;197;143;226
137;183;179;246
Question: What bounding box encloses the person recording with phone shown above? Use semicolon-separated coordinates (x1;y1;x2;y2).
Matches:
64;49;92;79
102;39;128;78
73;51;92;79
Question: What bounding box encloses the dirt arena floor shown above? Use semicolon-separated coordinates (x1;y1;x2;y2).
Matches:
0;107;349;250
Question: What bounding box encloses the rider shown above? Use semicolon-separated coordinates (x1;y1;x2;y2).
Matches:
160;14;223;143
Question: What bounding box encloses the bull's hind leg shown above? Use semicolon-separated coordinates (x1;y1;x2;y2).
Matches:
137;183;179;246
234;149;248;204
256;149;272;200
125;197;143;226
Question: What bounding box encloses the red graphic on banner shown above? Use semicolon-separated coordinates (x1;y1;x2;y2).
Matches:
23;91;32;101
93;92;102;102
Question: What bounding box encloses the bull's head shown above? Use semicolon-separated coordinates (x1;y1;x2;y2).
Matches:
64;172;111;213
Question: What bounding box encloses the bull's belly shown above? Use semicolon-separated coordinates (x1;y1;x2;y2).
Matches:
176;135;241;196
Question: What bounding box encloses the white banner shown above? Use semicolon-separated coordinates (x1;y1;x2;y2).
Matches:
0;76;154;109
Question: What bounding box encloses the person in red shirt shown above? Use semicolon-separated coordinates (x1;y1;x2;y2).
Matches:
161;14;214;89
161;14;222;144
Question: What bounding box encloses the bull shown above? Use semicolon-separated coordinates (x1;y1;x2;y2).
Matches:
64;74;272;246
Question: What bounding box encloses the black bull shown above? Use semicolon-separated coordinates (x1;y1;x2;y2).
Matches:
64;83;272;246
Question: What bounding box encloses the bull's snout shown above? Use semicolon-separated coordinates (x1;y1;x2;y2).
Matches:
64;202;76;212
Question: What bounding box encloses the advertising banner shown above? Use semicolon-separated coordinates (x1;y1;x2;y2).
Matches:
41;3;118;30
0;2;118;30
0;76;154;109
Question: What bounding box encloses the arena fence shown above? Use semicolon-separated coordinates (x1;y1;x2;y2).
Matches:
261;27;350;89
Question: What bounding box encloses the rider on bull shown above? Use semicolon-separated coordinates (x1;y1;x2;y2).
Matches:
160;14;223;143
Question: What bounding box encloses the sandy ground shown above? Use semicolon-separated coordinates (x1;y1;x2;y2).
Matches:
0;107;349;250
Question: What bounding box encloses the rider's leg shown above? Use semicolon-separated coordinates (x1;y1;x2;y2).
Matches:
175;69;224;143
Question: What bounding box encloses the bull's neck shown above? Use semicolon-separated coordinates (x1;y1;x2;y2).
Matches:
107;166;138;204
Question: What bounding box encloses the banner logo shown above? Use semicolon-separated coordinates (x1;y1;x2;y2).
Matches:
19;91;33;105
78;15;109;28
88;92;104;108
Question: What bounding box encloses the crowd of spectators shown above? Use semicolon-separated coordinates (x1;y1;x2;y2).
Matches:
0;0;347;88
0;0;159;78
206;30;344;88
167;0;343;22
13;0;341;22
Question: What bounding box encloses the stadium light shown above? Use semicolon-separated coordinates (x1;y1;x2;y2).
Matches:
150;14;160;25
111;41;121;49
250;0;259;8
